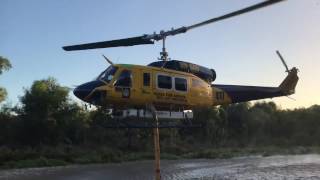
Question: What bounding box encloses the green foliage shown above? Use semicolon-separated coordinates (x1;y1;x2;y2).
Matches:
18;77;72;145
1;76;320;169
3;157;68;169
0;56;11;75
0;88;8;102
20;77;69;115
0;56;12;103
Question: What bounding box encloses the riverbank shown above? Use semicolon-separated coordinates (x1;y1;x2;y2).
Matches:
1;146;320;169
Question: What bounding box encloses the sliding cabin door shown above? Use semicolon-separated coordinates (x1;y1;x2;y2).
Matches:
139;69;153;105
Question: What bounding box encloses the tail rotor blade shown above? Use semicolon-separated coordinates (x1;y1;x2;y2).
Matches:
276;50;289;72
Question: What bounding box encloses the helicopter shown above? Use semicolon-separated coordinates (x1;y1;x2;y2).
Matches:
63;0;298;121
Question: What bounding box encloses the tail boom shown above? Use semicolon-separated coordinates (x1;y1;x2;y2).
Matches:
212;67;299;105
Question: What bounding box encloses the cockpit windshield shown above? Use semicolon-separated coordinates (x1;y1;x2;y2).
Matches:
97;66;118;83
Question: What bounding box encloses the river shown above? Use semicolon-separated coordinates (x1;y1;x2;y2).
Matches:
1;154;320;180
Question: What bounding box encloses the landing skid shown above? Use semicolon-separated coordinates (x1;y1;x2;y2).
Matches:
112;109;194;119
103;109;202;129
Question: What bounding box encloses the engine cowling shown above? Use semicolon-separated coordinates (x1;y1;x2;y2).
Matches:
148;60;216;83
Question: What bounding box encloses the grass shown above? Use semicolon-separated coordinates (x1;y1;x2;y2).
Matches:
1;146;320;169
2;157;68;169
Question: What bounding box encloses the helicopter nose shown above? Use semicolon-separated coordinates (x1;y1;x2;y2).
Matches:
73;87;90;100
73;80;104;101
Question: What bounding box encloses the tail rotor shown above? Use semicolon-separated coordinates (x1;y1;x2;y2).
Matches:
276;50;299;95
276;50;290;73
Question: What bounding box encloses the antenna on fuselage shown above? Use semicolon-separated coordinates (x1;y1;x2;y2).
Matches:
102;54;114;65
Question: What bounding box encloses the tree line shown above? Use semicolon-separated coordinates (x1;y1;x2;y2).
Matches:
0;57;320;168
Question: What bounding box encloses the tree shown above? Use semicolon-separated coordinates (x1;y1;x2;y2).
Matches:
225;102;250;146
0;56;12;102
0;88;8;103
0;56;11;75
0;103;17;146
18;77;70;145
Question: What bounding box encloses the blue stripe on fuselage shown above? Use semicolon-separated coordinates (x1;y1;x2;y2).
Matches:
214;84;284;103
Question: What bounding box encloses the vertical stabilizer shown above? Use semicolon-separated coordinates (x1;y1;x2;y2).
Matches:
279;67;299;95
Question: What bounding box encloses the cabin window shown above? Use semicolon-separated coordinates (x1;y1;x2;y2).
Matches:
114;70;132;87
157;75;172;89
143;73;150;86
97;66;118;83
175;77;187;91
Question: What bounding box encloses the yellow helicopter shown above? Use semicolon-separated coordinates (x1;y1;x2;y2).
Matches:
63;0;298;120
64;1;297;178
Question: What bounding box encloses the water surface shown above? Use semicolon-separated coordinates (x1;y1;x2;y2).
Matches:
1;154;320;180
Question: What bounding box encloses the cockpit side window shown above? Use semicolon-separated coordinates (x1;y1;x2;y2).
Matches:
114;69;132;87
97;66;118;83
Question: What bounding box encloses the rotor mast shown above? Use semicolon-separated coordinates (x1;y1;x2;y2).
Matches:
160;36;168;61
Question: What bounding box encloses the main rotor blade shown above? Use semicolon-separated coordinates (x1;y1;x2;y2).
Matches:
186;0;286;31
62;0;287;51
63;36;154;51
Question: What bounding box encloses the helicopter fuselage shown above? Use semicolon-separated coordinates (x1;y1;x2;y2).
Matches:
74;64;231;110
73;63;298;111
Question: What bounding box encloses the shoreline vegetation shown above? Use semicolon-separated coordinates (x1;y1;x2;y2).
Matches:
1;146;320;169
0;77;320;170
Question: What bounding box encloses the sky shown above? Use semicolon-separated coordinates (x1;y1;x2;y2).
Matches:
1;0;319;109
